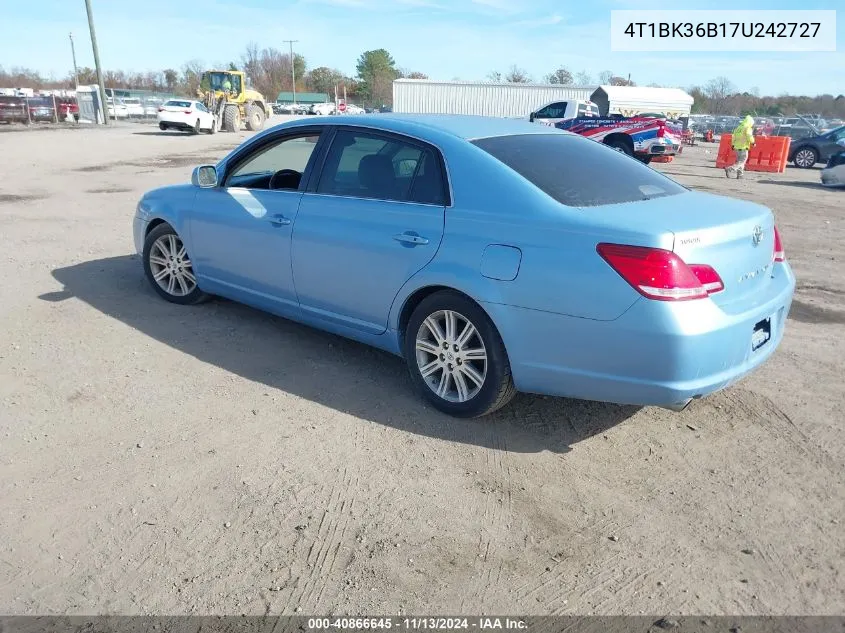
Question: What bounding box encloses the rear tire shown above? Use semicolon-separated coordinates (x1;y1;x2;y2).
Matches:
403;291;516;418
637;155;653;165
606;138;633;156
245;104;265;131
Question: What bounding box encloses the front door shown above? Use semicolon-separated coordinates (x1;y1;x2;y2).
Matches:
291;128;449;334
189;130;325;315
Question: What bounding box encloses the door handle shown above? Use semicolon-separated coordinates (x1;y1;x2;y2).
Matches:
269;214;291;227
393;232;429;246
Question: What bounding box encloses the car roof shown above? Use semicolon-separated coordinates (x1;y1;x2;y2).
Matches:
277;113;562;142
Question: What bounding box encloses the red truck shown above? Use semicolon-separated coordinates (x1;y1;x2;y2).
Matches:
56;97;80;122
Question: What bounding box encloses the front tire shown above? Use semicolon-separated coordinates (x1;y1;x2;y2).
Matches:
192;119;201;135
142;224;209;305
793;147;817;169
159;122;167;131
404;291;516;418
223;105;240;133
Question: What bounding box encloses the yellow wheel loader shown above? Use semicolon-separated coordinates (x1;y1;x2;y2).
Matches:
197;70;271;133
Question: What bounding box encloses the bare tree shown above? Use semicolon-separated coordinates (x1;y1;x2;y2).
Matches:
544;67;573;85
486;71;502;82
598;70;613;84
575;70;592;85
504;65;531;83
704;76;736;114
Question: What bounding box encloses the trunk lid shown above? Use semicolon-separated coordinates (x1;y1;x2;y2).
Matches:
589;190;776;309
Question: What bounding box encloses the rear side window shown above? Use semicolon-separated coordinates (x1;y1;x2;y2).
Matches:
472;134;687;207
534;102;568;119
317;130;446;205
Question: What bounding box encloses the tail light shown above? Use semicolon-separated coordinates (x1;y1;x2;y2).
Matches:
184;109;192;114
773;226;785;262
597;243;723;301
656;124;665;138
158;107;164;112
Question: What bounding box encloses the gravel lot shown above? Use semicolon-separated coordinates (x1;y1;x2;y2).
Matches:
0;121;843;616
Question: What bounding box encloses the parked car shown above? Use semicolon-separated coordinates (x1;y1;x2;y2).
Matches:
157;99;216;134
0;95;29;124
143;99;163;117
310;102;335;116
344;104;366;115
122;97;145;118
107;99;129;119
27;96;56;122
56;97;79;122
788;125;845;168
821;146;845;187
132;115;795;417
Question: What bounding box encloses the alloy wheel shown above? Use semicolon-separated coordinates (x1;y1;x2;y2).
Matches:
415;310;487;403
795;149;815;168
148;234;197;297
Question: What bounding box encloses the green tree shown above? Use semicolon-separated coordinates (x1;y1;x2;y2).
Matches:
356;49;399;106
545;67;573;85
163;69;178;91
307;66;343;95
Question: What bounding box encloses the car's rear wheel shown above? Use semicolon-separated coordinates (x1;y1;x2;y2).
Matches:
606;138;633;156
404;291;515;418
793;147;817;168
142;224;209;305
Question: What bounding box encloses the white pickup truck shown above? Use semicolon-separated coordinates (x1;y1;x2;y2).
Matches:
528;99;600;125
528;99;681;163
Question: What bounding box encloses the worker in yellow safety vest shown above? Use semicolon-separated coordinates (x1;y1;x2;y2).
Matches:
725;115;755;179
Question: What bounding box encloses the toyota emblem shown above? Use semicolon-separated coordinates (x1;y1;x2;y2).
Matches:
752;225;763;247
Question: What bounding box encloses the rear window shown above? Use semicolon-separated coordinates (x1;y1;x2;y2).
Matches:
471;134;687;207
164;100;192;108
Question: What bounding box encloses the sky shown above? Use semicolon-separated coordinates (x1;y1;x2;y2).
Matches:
1;0;843;95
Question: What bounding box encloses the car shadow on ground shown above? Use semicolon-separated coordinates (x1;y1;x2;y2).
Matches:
132;131;197;137
757;179;826;189
40;256;640;454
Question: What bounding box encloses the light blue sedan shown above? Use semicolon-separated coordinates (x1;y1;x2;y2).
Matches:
133;115;795;417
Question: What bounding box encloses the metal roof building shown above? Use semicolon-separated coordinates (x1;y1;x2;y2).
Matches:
392;79;597;118
276;91;329;104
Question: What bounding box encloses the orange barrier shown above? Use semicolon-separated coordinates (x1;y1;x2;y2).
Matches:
715;134;791;173
651;155;674;163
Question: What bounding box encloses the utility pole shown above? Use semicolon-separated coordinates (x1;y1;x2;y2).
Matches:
84;0;109;124
283;40;299;105
69;33;80;88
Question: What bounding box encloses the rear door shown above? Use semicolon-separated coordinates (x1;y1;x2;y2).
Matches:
291;127;448;335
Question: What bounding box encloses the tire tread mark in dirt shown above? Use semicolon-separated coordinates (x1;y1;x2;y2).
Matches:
284;466;356;613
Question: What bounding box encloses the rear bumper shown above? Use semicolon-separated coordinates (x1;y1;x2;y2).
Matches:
484;262;795;408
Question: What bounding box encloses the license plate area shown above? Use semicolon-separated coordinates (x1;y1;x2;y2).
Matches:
751;317;772;352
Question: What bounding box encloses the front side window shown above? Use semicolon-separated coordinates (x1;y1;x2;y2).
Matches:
226;133;321;190
316;130;446;205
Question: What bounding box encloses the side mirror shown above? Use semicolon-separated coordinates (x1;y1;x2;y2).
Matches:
529;112;535;122
192;165;218;188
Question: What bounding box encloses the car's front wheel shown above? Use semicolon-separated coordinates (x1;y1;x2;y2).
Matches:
142;224;209;305
793;147;817;168
404;291;516;417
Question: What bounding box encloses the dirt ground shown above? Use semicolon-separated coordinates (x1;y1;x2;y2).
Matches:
0;120;842;617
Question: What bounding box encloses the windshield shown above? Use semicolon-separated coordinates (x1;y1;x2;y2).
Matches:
472;133;687;207
205;72;242;93
826;126;845;142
